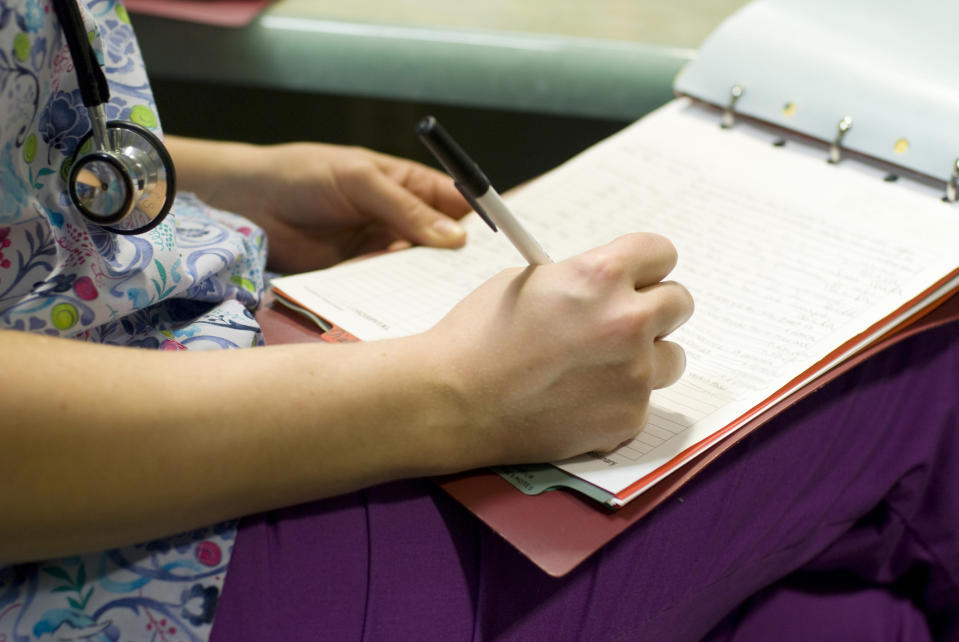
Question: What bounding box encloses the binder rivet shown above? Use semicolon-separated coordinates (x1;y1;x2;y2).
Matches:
894;138;909;154
828;116;853;164
782;101;797;117
945;158;959;203
721;84;744;129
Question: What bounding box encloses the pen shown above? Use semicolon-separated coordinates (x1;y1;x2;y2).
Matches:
416;116;552;265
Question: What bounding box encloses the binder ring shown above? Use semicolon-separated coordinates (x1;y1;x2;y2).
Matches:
945;158;959;203
828;116;853;164
721;84;744;129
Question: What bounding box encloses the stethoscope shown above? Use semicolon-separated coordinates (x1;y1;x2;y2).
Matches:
52;0;176;234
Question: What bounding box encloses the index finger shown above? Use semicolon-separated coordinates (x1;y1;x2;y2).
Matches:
372;153;472;219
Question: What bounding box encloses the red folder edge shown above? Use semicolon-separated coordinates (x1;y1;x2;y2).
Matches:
125;0;272;27
259;288;959;577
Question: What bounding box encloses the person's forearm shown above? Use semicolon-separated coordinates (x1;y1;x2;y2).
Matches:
164;135;257;207
1;234;692;563
0;331;468;564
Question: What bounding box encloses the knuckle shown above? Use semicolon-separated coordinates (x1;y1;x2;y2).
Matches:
336;156;376;187
571;249;630;286
390;196;425;226
628;357;657;391
659;280;695;321
607;306;652;341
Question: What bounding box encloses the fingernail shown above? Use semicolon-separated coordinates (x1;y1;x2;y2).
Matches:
432;219;465;241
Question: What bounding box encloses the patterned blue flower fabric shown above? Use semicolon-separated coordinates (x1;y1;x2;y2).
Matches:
0;1;268;639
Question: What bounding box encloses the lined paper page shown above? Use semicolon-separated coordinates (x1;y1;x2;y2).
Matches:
272;98;959;499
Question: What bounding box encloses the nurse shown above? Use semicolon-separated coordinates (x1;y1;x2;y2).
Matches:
4;2;958;641
0;1;690;640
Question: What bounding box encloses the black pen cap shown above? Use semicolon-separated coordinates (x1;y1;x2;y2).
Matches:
416;116;491;196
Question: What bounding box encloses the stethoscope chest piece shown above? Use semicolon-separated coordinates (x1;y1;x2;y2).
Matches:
54;0;176;235
69;119;176;235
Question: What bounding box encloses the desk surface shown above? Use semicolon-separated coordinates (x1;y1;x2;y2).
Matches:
133;0;749;122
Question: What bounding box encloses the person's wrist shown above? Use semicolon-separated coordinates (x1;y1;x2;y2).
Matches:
196;142;272;214
390;333;493;476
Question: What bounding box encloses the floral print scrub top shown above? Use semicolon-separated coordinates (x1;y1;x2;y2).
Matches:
1;1;268;639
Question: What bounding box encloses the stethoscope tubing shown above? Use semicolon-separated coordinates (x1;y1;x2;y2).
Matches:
51;0;111;110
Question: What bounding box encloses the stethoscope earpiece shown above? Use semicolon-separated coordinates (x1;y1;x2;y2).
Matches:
54;0;176;235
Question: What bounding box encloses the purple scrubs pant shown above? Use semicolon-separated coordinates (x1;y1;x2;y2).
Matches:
210;322;959;641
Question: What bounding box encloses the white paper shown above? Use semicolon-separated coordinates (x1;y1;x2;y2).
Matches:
272;98;959;501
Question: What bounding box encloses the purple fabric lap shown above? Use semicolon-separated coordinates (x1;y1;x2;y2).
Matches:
210;322;959;642
708;581;934;641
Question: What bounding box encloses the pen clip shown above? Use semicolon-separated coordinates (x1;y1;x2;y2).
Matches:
455;182;498;232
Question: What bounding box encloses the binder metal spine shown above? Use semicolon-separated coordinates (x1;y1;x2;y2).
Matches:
945;160;959;203
714;96;959;206
828;116;854;165
720;84;744;129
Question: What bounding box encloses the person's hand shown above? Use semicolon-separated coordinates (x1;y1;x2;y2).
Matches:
169;138;470;273
422;232;692;467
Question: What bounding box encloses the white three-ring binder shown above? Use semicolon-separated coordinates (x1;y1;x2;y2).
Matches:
674;0;959;194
